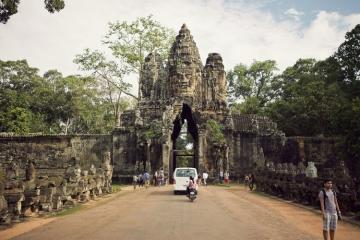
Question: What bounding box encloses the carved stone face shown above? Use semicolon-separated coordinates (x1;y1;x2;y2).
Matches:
89;164;96;175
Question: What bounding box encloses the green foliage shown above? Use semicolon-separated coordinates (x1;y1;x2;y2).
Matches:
0;0;19;24
227;60;279;114
335;24;360;85
56;204;85;217
230;97;263;115
226;24;360;178
0;0;65;24
143;120;162;140
206;120;225;144
227;60;278;105
103;15;175;73
111;183;123;193
44;0;65;13
265;58;346;136
0;60;133;134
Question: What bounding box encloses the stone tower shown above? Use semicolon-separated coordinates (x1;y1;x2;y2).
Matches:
112;24;282;182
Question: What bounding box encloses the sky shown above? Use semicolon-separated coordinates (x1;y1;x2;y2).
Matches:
1;0;359;95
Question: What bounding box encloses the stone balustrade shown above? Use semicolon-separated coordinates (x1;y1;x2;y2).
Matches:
0;152;113;225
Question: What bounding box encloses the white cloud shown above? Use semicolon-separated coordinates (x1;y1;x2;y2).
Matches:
285;8;305;21
0;0;359;96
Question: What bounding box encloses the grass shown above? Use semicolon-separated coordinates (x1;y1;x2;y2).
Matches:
55;204;85;217
54;184;125;217
112;183;125;193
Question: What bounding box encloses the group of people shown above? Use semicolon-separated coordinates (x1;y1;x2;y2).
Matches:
219;170;230;184
132;168;166;189
132;171;150;189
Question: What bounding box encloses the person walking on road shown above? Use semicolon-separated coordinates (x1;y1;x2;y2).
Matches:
132;175;138;190
219;170;224;183
249;173;256;191
319;179;342;240
138;173;143;188
224;171;230;184
154;170;158;186
159;168;165;186
244;174;250;188
143;171;150;189
202;171;208;186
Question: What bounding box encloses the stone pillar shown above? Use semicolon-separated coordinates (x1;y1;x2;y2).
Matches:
225;128;234;174
162;141;170;178
235;134;241;170
145;141;151;172
197;129;206;174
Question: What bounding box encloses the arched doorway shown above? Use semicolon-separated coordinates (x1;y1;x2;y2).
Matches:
170;104;199;176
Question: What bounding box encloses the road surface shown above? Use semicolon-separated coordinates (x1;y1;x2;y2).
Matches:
3;185;360;240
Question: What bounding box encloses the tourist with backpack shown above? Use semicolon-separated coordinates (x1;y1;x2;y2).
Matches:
319;179;342;240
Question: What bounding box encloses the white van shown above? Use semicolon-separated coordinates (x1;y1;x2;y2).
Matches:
173;167;198;194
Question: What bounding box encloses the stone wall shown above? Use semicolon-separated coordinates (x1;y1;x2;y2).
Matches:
0;134;113;224
0;134;112;174
231;134;339;178
112;129;138;183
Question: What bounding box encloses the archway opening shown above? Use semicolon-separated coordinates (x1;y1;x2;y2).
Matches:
171;104;198;175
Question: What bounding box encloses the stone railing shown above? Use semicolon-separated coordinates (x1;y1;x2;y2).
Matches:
255;168;360;219
0;155;113;225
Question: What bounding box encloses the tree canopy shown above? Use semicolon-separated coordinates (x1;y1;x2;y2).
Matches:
227;24;360;176
227;60;279;114
0;60;133;134
103;15;175;74
0;0;65;24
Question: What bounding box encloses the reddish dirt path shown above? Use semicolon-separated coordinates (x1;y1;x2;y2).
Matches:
1;185;359;240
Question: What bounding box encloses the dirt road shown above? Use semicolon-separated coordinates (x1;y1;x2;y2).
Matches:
4;185;360;240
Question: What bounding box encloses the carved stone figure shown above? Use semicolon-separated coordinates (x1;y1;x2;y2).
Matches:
134;109;144;127
89;164;96;175
305;162;318;178
102;152;113;193
288;163;297;176
25;160;36;182
6;159;19;181
297;162;306;175
266;161;275;172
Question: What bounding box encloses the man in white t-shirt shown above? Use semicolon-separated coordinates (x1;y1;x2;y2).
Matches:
319;179;341;240
202;171;209;186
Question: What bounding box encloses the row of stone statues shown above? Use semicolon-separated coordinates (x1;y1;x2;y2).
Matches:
265;161;318;178
256;160;359;218
0;152;113;225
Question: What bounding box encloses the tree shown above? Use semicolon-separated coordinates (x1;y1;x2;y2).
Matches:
266;58;346;136
74;49;135;126
227;60;279;114
335;24;360;86
104;15;175;74
0;59;133;134
75;16;175;125
0;0;65;24
103;15;175;96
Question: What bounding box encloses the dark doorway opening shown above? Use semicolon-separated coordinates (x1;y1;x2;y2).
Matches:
171;104;198;175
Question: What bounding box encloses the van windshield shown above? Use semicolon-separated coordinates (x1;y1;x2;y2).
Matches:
176;169;196;177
